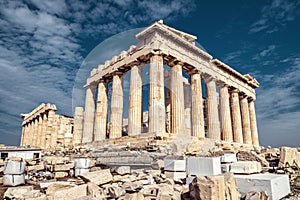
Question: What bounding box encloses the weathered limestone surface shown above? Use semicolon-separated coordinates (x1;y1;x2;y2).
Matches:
128;65;142;136
235;174;290;200
189;175;225;200
109;73;124;139
94;81;108;141
73;107;84;145
148;54;166;137
230;161;262;174
219;84;233;142
240;96;252;144
230;90;243;143
279;147;300;168
83;85;96;143
248;100;259;146
170;64;185;135
206;78;221;140
79;169;113;185
190;72;205;138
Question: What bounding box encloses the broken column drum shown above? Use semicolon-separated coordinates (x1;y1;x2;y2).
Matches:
81;21;260;145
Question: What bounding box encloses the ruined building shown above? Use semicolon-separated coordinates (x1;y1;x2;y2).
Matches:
20;103;75;148
20;21;260;148
78;21;260;146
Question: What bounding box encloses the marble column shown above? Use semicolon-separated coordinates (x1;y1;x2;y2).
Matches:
219;83;233;142
205;78;221;140
33;119;38;146
149;54;165;137
82;84;96;143
20;124;25;146
41;114;47;148
240;95;252;144
36;115;43;147
109;72;123;139
94;80;108;141
184;83;191;134
73;107;84;145
249;99;259;146
170;64;184;135
128;65;142;136
48;110;57;147
230;89;243;143
190;72;205;138
26;122;32;146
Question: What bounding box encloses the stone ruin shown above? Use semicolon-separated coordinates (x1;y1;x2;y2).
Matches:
9;21;298;199
78;20;260;147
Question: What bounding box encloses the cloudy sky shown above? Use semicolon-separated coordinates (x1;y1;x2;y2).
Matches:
0;0;299;147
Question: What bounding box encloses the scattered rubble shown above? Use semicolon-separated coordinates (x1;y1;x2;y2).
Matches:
0;143;299;199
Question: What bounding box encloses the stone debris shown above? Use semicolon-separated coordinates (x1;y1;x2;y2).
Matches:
4;186;46;200
235;174;290;200
230;161;262;174
78;169;113;185
279;147;300;168
186;157;221;176
0;143;298;199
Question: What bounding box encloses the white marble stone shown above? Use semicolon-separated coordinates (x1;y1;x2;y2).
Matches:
234;174;290;200
220;154;237;163
164;159;186;172
230;161;261;174
165;171;186;182
186;157;221;176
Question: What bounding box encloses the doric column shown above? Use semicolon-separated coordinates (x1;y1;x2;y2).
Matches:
190;72;205;138
219;83;233;142
33;119;38;146
128;65;142;136
109;72;123;139
249;99;259;146
82;84;96;143
20;124;25;146
94;80;108;141
149;54;165;137
73;107;84;145
26;122;32;146
205;77;221;140
48;110;57;147
230;89;243;143
170;64;184;135
36;115;43;147
41;114;47;148
240;95;252;144
183;83;191;134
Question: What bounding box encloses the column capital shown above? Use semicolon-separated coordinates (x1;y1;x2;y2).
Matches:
112;71;124;77
166;58;185;67
187;69;202;76
151;50;163;56
216;81;230;88
248;96;256;102
202;74;216;83
229;88;239;94
84;82;97;90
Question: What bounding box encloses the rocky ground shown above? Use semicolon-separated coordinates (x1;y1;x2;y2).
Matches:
0;140;299;199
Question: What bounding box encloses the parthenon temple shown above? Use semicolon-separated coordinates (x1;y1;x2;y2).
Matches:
79;21;260;146
20;21;260;148
20;103;76;148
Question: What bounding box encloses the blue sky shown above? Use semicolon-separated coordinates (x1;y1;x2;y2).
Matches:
0;0;299;147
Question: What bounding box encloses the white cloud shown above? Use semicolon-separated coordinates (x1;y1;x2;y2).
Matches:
249;0;300;33
252;45;277;61
255;55;300;147
0;0;197;145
